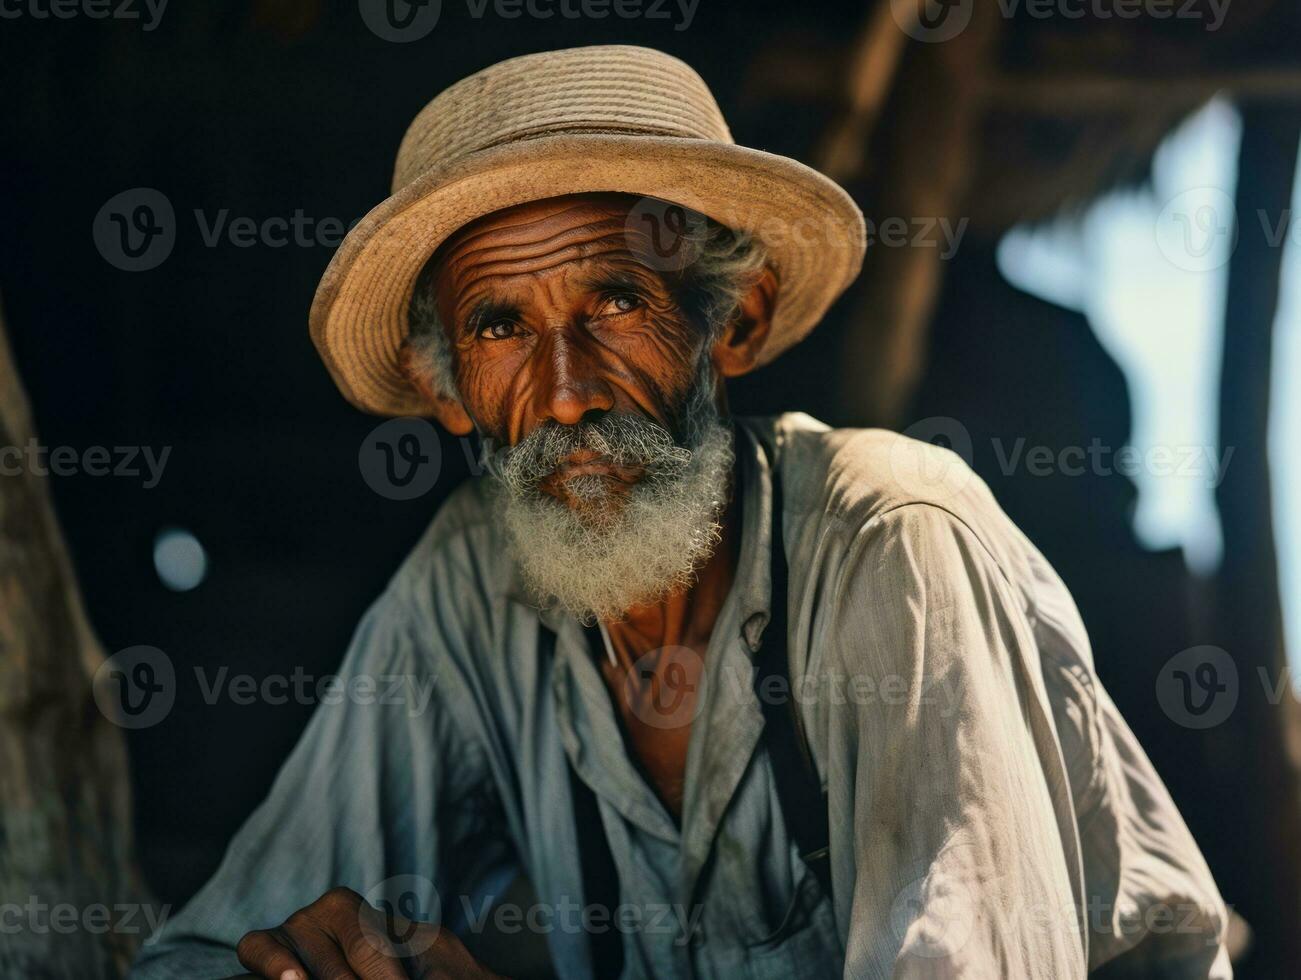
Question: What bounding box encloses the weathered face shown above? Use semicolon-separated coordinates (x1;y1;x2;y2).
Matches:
429;194;714;501
413;193;775;620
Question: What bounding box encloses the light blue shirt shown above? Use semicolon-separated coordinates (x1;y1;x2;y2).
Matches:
132;414;1229;979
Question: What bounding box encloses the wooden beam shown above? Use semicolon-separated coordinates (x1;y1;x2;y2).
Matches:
1212;102;1301;976
986;69;1301;112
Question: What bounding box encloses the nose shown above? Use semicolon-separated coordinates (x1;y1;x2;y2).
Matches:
532;329;615;427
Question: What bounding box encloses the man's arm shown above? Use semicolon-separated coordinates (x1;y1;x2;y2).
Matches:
823;502;1085;978
130;576;499;980
820;502;1225;979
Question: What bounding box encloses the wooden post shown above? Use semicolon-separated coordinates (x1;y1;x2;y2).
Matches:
0;297;147;978
1213;103;1301;975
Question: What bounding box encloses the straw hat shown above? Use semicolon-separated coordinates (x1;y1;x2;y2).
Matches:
309;45;866;416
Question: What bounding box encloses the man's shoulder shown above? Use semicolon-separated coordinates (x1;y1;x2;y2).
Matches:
754;412;1001;533
387;476;505;594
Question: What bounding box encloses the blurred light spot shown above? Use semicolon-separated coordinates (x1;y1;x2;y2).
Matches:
154;527;208;592
997;98;1242;575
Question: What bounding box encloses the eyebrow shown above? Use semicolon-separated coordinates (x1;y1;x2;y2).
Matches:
576;269;657;297
462;298;522;337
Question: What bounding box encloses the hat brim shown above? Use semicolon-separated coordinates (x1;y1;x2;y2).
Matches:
310;133;866;416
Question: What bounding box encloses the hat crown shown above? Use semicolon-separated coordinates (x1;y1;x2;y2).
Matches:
393;45;733;192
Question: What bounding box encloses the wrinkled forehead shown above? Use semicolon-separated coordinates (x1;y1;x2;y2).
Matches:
427;192;686;294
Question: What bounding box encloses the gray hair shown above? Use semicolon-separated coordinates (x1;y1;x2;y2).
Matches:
402;208;770;399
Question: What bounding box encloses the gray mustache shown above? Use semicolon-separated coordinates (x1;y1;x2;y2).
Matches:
488;415;692;496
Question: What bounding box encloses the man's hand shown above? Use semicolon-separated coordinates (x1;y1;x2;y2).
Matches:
234;886;506;979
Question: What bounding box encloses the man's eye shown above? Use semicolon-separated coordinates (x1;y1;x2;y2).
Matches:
478;320;518;340
598;293;643;317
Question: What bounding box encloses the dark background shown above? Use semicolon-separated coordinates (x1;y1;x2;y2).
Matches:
2;0;1297;975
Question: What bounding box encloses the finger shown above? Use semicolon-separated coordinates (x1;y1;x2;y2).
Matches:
336;901;414;980
235;928;309;980
278;917;361;980
408;924;505;980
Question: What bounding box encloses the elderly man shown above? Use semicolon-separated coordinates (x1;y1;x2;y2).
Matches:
133;46;1229;980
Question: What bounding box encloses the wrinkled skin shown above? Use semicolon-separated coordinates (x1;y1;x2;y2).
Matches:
234;194;776;980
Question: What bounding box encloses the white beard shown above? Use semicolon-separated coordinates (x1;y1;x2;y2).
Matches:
486;409;734;624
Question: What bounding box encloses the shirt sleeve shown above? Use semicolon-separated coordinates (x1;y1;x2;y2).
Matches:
823;503;1095;979
822;502;1229;979
1036;597;1232;977
129;571;498;980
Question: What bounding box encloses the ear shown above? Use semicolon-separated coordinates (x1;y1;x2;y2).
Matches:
397;342;475;435
428;393;475;436
711;265;778;378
